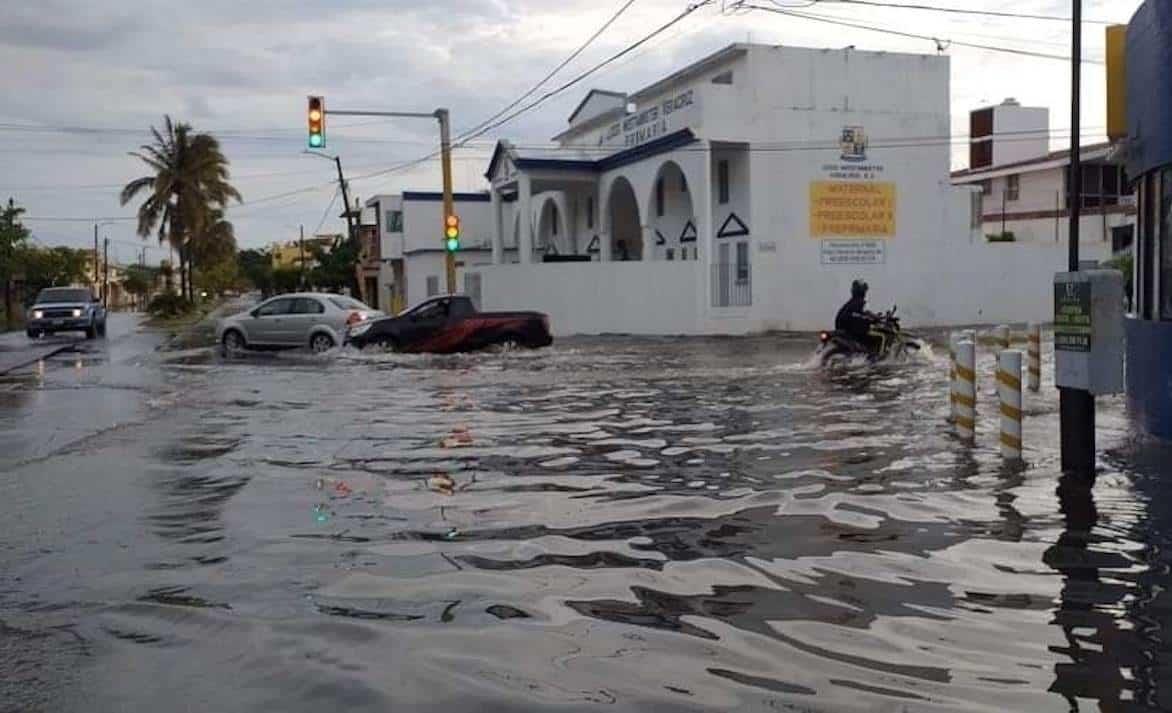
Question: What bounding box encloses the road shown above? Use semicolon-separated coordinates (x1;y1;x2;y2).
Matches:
2;321;1170;712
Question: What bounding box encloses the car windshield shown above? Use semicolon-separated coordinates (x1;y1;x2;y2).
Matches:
36;288;90;304
327;295;369;311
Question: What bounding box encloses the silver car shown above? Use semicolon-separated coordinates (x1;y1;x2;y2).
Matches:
217;292;382;354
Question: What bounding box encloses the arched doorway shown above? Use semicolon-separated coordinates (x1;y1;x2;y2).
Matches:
607;176;642;261
647;160;695;261
536;196;567;255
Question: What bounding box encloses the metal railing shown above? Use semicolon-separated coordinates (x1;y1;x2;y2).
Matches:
711;262;752;307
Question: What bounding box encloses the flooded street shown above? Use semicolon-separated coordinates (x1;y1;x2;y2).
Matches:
2;316;1170;712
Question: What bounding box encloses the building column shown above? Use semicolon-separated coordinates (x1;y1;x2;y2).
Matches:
490;187;503;265
518;173;533;264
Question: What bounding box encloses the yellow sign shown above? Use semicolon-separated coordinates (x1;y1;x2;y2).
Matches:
809;181;896;237
1106;25;1127;141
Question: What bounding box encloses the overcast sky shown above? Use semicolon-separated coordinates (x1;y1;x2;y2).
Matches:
0;0;1141;262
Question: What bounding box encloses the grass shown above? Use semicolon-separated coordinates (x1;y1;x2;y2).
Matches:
143;299;223;329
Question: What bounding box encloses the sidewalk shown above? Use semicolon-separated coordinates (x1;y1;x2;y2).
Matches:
0;330;80;375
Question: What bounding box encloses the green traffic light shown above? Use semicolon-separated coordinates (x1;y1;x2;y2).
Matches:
309;133;323;148
445;237;460;252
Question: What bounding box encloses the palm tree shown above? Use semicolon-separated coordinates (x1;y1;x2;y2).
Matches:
120;116;241;302
190;207;237;270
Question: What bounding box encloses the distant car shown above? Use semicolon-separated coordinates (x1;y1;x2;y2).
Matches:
26;287;107;340
345;294;552;353
216;292;382;355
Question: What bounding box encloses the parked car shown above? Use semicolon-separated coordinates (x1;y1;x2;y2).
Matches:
217;292;382;355
345;295;552;353
26;287;107;339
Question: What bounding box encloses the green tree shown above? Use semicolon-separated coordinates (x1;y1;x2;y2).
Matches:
120;116;241;303
238;248;274;296
1;198;31;329
308;234;360;294
190;208;239;298
122;265;155;311
19;246;91;296
271;265;301;294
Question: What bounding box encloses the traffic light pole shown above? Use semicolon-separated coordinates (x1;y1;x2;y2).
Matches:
321;106;458;294
437;109;456;295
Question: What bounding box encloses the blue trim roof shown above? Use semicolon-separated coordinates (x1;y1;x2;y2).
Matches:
567;89;626;125
402;191;491;202
487;129;699;180
1126;0;1172;177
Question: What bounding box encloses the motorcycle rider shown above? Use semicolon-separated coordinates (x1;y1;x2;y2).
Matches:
834;279;880;354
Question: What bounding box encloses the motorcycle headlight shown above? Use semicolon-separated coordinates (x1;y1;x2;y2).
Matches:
32;309;43;319
72;309;83;318
349;322;373;337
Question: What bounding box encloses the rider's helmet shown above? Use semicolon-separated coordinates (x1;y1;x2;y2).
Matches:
850;279;869;299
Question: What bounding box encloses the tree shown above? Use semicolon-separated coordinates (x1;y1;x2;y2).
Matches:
122;265;155;311
19;246;91;296
271;266;301;295
308;234;361;294
1;198;31;329
190;208;239;297
120;116;241;303
238;248;274;296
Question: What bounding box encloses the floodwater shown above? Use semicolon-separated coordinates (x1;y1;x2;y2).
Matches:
2;318;1170;712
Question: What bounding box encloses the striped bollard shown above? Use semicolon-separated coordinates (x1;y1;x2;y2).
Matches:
948;331;963;422
1027;323;1041;392
997;350;1024;461
954;341;976;444
994;324;1011;350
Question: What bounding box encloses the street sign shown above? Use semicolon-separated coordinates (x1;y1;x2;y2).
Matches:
1054;281;1091;352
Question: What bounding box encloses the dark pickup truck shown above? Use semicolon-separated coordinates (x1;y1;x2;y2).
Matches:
344;295;553;353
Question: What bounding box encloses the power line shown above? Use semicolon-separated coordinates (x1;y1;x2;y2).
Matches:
808;0;1116;24
313;187;341;235
453;0;640;144
740;4;1107;63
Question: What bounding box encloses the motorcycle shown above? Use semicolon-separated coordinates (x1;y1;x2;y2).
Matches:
817;305;922;365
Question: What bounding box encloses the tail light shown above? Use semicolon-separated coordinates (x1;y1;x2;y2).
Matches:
346;311;366;327
819;331;830;342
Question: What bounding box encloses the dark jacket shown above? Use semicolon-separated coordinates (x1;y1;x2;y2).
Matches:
835;296;871;339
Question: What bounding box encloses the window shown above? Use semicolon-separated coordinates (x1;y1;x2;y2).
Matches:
385;210;403;232
1006;174;1020;201
718;160;730;204
586;196;594;229
978;179;992;196
426;275;440;297
735;242;749;283
291;297;325;314
328;295;369;311
656;177;664;217
970;140;992;170
666;248;675;261
256;298;293;317
1065;164;1129;209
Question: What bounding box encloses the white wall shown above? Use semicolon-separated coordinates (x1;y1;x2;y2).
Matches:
402;197;493;253
991;105;1049;167
476;261;702;335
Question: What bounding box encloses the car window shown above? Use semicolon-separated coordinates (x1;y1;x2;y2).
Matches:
328;295;369;311
291;298;325;315
256;298;294;317
37;288;91;303
414;299;449;321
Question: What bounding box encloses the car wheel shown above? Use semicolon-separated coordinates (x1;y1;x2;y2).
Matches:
26;329;39;339
84;325;96;340
309;333;335;353
498;334;525;351
97;320;107;337
222;329;246;355
370;337;400;353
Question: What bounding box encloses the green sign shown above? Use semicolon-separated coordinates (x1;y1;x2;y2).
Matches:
1054;282;1091;352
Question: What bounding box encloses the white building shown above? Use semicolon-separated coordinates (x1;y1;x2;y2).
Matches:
365;191;512;311
951;100;1135;260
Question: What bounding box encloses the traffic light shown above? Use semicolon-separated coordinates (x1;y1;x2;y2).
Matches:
444;214;460;252
307;96;325;148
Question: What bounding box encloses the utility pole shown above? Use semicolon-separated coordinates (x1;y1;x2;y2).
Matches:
1059;0;1095;476
93;224;99;293
333;156;354;242
103;238;109;308
437;108;456;294
299;224;306;288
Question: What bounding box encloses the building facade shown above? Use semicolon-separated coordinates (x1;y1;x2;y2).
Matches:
366;191;506;312
952;101;1135;259
1121;0;1172;440
461;43;1076;334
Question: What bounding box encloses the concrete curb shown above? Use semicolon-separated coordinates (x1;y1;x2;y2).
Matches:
0;342;79;376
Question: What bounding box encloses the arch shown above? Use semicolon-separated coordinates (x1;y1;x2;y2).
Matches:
606;175;642;261
646;160;695;261
536;194;569;255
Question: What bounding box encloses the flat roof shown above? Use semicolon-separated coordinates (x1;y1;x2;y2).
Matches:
952;141;1114;181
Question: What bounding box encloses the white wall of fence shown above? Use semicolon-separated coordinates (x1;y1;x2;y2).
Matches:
476;261;702;336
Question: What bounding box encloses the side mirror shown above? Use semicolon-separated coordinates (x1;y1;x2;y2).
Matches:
93;296;101;303
250;309;260;318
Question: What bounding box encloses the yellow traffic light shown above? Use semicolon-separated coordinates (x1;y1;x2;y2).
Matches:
307;96;325;148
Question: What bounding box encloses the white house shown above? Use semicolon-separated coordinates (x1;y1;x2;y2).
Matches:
951;100;1135;260
366;191;514;311
450;42;1084;335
